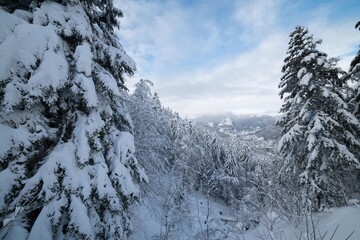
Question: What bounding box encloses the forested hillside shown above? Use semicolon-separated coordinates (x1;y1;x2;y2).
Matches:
0;1;359;240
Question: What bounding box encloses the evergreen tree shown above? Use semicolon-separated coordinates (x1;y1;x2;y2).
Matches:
349;21;360;78
0;0;33;11
0;1;146;239
346;21;360;195
220;139;244;206
349;21;360;116
128;79;170;173
277;26;360;211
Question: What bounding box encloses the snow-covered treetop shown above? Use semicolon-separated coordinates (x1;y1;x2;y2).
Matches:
349;21;360;78
133;79;154;101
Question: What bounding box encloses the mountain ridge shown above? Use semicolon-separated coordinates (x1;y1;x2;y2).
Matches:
193;114;281;140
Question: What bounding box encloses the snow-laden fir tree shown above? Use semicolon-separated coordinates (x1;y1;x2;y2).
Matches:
346;21;360;194
217;139;244;206
277;26;360;211
128;79;170;174
0;1;147;239
349;21;360;116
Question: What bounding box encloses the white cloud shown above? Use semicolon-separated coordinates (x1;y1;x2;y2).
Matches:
115;0;221;77
115;0;360;118
234;0;283;29
165;94;282;119
153;33;287;117
308;20;359;71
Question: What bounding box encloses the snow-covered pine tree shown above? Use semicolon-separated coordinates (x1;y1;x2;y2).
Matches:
220;139;244;206
277;26;360;212
349;21;360;116
128;79;170;174
0;1;146;239
346;21;360;194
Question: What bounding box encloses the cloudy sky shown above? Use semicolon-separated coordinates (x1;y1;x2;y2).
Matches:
114;0;359;118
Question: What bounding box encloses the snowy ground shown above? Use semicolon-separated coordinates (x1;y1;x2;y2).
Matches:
244;204;360;240
130;193;360;240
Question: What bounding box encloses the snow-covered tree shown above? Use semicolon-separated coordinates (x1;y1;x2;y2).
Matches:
127;79;280;237
128;79;170;174
277;26;360;211
127;80;195;239
349;21;360;116
349;21;360;78
0;1;146;239
215;139;244;206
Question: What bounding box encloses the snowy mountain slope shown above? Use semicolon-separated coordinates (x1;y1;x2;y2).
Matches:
194;114;281;140
218;116;233;127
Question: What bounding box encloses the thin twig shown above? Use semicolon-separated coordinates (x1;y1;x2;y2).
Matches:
328;224;339;240
344;230;355;240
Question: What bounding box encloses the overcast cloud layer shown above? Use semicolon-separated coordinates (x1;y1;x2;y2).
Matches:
115;0;360;118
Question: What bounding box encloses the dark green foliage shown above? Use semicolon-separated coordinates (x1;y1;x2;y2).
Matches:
0;0;33;11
